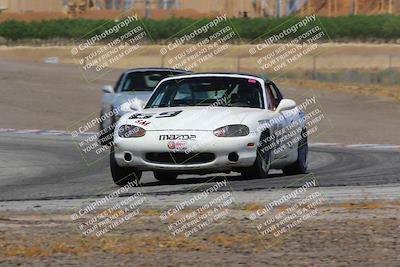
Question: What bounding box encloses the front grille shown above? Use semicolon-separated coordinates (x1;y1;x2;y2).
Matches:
145;152;215;164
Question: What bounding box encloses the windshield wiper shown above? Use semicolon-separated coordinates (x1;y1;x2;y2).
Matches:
218;103;232;107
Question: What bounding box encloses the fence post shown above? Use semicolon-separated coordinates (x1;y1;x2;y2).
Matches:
388;55;393;70
312;55;317;79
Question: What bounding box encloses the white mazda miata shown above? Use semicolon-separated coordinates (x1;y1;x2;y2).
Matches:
111;73;308;186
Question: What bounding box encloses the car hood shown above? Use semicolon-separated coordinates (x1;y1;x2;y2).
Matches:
120;106;263;131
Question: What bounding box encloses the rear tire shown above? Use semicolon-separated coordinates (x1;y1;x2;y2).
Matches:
110;150;142;187
153;172;178;183
283;128;308;175
241;132;271;179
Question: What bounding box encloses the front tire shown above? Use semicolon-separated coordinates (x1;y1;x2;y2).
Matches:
153;172;178;183
283;128;308;175
241;132;271;179
98;129;113;146
98;110;115;146
110;150;142;187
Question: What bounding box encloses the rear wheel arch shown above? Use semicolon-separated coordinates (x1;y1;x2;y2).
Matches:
283;127;308;175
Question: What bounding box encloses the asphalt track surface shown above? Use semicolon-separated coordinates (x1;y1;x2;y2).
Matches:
1;133;399;202
1;60;400;209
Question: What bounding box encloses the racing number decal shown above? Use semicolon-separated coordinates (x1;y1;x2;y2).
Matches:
156;110;182;118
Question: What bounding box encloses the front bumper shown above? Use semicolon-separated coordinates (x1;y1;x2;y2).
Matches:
113;130;258;173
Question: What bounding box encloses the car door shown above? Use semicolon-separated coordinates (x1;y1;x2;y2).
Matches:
266;82;297;159
263;82;283;160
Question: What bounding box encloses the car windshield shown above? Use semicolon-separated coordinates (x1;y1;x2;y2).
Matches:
119;71;184;92
145;77;264;109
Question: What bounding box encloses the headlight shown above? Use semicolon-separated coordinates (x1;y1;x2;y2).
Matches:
118;125;146;138
213;124;249;137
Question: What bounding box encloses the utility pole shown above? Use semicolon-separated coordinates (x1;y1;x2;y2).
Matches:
145;0;151;18
352;0;358;15
277;0;282;18
334;0;338;16
328;0;331;17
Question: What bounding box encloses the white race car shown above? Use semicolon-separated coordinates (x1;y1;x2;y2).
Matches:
111;73;308;186
98;68;190;145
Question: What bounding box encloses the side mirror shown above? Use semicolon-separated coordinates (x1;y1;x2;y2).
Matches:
130;98;145;111
130;102;144;112
102;85;114;94
120;99;145;113
276;99;296;113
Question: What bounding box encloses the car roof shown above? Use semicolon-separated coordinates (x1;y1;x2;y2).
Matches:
122;69;271;82
124;68;191;74
157;72;270;83
196;72;271;82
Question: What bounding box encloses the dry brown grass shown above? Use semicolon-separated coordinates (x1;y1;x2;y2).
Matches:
337;203;385;209
0;44;399;72
0;204;398;262
0;233;230;257
277;79;400;101
1;45;399;102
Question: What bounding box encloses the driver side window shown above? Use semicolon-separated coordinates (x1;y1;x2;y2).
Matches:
265;82;283;110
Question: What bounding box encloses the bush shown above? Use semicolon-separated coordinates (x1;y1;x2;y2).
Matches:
0;15;399;41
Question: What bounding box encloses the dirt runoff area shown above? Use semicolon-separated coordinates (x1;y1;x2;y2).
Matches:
0;203;399;266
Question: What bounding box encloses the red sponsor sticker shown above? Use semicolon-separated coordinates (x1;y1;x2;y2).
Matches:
135;119;151;126
167;141;188;150
167;141;175;149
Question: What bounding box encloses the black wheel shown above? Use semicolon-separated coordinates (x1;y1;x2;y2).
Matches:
283;128;308;175
153;172;178;183
98;110;115;146
98;129;113;146
241;132;271;179
110;150;142;187
98;120;114;146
